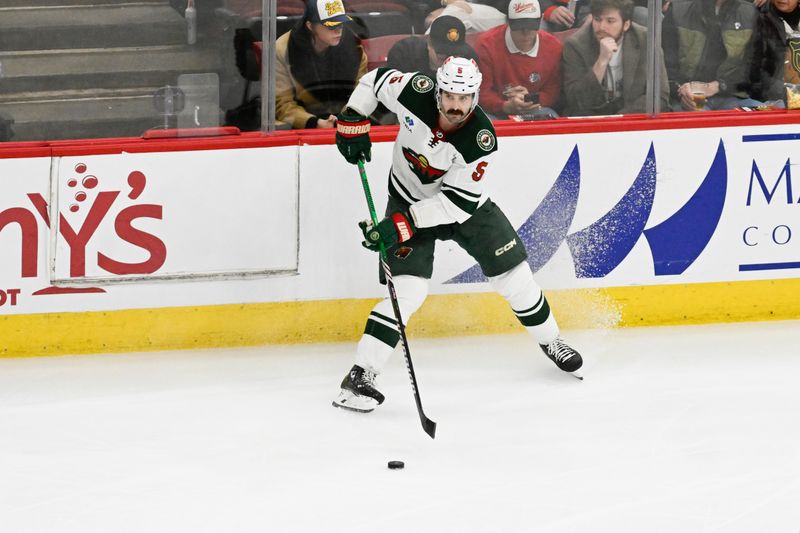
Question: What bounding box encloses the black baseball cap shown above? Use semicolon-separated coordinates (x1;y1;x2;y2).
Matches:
429;16;471;57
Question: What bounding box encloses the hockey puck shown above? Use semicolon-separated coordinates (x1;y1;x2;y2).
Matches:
387;460;405;470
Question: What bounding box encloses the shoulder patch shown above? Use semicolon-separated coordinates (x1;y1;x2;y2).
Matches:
446;107;497;163
411;74;434;93
398;75;439;129
476;129;496;152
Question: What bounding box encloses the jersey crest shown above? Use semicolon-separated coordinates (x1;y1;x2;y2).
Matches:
411;74;434;93
476;129;496;152
402;146;447;184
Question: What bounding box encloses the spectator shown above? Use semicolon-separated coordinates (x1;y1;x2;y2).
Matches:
561;0;668;115
475;0;563;118
540;0;649;31
387;15;479;78
376;16;478;124
539;0;591;31
275;0;367;128
662;0;762;111
425;1;507;32
747;0;800;106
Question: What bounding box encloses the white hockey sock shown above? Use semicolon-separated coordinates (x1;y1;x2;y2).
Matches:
355;275;429;373
489;262;559;344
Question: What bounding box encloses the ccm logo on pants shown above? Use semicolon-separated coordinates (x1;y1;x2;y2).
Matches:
495;239;517;256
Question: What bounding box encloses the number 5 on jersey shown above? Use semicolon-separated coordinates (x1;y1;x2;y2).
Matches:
472;161;488;182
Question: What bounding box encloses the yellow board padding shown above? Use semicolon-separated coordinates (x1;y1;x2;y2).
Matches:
2;278;800;358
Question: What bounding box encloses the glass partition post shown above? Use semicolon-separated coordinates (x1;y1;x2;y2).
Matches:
645;0;663;116
262;0;276;133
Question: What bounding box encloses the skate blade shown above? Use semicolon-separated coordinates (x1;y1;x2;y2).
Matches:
570;370;584;381
332;389;377;413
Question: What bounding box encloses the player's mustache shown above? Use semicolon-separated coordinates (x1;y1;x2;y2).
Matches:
446;109;464;115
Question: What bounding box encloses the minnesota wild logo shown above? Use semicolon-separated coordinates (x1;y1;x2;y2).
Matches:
412;75;434;93
402;146;446;184
476;129;496;151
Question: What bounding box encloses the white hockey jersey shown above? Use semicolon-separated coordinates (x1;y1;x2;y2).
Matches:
346;67;498;229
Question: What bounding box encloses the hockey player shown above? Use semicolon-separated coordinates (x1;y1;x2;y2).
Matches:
333;56;582;413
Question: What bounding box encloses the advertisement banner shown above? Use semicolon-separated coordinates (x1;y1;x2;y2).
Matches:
0;156;51;312
2;123;800;317
51;147;299;283
383;126;800;291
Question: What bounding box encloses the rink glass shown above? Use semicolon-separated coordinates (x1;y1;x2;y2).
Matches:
0;0;791;141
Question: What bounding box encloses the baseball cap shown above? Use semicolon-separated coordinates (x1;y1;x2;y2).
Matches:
508;0;541;31
306;0;351;27
429;16;471;57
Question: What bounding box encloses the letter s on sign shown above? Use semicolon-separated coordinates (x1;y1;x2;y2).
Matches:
472;161;488;181
97;204;166;275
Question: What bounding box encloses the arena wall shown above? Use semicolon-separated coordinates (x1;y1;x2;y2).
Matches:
2;113;799;357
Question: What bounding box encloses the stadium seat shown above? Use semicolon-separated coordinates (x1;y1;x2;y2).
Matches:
242;16;300;42
233;27;262;81
347;0;430;33
362;34;413;70
277;0;305;16
275;15;302;37
349;11;414;39
345;0;411;13
551;28;580;43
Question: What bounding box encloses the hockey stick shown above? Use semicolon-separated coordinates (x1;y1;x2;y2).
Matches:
357;159;437;439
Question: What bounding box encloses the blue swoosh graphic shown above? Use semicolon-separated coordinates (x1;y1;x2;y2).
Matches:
446;145;581;283
643;139;727;276
566;143;657;278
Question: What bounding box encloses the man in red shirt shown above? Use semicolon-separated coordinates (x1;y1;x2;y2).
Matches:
474;0;563;119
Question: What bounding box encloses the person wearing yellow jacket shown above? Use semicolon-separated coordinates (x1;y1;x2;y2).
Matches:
275;0;367;129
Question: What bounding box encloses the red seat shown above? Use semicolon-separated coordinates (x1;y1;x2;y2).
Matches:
551;28;580;43
277;0;305;16
361;34;412;70
253;41;263;71
344;1;411;14
223;0;304;17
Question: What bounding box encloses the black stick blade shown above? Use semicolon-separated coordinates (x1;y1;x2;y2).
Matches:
422;417;437;439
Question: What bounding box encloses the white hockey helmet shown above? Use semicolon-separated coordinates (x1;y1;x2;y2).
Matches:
435;56;482;115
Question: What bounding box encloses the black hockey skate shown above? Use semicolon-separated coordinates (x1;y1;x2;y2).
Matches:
540;337;584;380
332;365;385;413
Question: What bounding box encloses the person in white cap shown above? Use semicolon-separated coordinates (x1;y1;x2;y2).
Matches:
331;57;584;413
274;0;367;129
474;0;563;118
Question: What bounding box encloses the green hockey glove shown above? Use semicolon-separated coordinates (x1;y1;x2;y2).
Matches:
359;212;416;252
336;110;371;165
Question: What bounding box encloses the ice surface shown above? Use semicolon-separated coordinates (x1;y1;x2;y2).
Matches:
2;321;800;533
